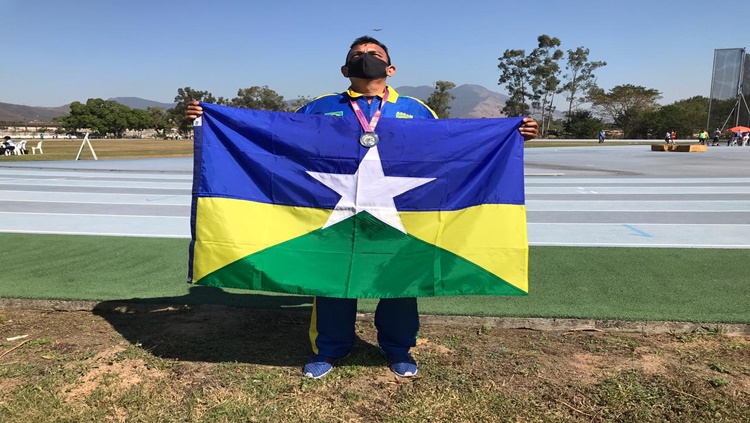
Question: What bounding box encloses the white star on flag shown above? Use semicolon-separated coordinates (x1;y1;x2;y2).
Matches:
307;146;435;233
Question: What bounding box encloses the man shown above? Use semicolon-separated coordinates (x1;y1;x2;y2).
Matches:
598;129;605;143
185;36;539;379
712;128;721;146
2;136;16;155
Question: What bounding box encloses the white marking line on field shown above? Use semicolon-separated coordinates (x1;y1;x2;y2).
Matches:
0;211;186;219
530;200;750;202
0;177;67;182
528;209;750;212
0;169;190;178
526;200;750;212
0;229;189;239
525;177;750;184
576;187;598;194
0;198;189;206
529;222;750;226
0;180;191;189
529;186;750;194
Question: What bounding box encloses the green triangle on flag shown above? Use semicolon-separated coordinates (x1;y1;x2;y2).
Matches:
197;212;526;298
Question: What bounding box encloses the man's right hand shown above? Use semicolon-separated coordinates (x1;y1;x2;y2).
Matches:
185;101;203;121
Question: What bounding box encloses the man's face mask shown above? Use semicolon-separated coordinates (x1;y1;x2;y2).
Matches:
345;54;389;80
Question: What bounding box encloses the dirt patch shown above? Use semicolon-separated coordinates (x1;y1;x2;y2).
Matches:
64;346;167;403
0;305;748;422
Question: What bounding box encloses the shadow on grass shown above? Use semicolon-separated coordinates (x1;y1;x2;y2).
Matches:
93;286;384;367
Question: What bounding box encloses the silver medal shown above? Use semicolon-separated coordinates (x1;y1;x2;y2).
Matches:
359;132;379;148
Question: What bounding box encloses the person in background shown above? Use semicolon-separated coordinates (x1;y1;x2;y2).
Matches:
712;128;721;146
729;130;742;146
2;136;16;155
598;129;605;143
698;130;708;145
670;130;677;144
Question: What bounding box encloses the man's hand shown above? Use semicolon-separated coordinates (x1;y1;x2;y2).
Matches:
185;101;203;121
519;117;539;141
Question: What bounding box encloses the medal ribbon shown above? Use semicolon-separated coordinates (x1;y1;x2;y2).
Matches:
349;88;389;133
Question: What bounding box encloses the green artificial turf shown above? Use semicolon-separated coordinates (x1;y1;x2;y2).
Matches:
1;233;748;323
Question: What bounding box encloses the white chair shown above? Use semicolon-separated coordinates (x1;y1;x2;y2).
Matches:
31;141;43;155
13;140;27;155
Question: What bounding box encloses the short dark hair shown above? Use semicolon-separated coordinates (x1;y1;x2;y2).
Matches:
347;36;391;65
3;136;10;140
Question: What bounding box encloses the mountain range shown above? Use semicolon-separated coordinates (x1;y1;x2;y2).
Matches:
0;84;512;122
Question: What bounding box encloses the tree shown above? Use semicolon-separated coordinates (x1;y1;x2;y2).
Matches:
650;96;710;139
287;96;312;112
128;108;154;137
589;84;661;138
230;86;288;111
147;106;170;137
529;35;563;137
425;80;456;118
559;47;606;120
497;49;534;116
170;87;217;135
58;101;93;135
563;110;603;139
707;97;737;130
99;100;132;138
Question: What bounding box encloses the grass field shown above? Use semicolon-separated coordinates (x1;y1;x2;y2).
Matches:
0;139;193;161
1;233;748;324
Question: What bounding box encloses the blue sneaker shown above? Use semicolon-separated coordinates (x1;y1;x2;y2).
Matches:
302;358;335;379
389;355;418;377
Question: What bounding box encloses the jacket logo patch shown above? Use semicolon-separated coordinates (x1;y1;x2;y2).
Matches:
395;111;413;119
325;111;344;116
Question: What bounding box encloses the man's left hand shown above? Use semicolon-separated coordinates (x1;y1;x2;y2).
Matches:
519;117;539;141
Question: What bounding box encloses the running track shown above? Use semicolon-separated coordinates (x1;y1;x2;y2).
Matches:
1;146;749;248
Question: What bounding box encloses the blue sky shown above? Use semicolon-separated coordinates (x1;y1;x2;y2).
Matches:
2;0;748;107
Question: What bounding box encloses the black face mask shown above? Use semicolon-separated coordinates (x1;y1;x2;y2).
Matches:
345;54;389;79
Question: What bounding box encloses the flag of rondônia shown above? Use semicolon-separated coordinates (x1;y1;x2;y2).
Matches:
188;103;528;298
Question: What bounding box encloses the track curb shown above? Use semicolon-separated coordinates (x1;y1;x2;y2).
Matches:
2;298;747;337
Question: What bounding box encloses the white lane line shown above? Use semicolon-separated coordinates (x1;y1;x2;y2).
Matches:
0;211;186;218
529;222;750;226
0;199;190;206
576;187;598;194
0;170;191;181
528;222;750;249
0;191;191;205
0;177;68;182
0;214;189;238
0;180;191;189
525;177;750;184
528;186;750;194
528;209;750;212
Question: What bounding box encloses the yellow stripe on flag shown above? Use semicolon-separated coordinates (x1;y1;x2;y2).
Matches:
400;204;528;292
193;197;330;282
